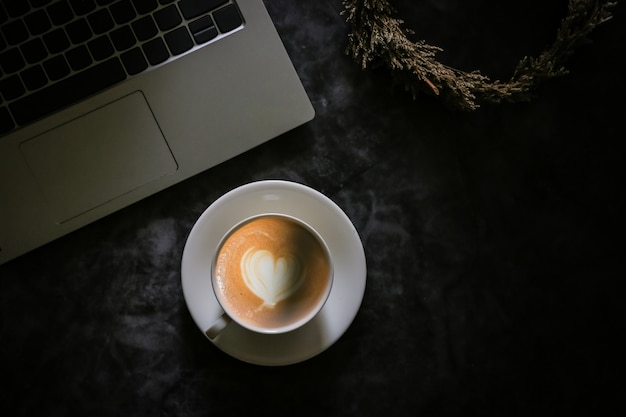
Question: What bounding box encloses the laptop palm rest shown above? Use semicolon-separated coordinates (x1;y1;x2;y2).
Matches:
19;92;178;224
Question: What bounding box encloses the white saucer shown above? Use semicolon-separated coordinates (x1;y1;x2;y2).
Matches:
181;180;367;366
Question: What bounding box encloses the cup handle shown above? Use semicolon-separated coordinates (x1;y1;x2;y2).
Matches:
205;312;233;340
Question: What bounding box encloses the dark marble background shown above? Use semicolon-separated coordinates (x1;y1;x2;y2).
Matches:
1;0;623;415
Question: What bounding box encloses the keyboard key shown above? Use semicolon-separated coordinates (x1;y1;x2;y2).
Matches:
142;37;168;65
69;0;96;16
110;25;136;51
189;16;217;44
120;47;148;75
110;0;136;24
87;35;114;60
178;0;228;20
0;74;26;100
164;27;192;56
154;4;181;31
1;19;29;45
3;1;30;18
43;28;70;54
132;0;158;15
0;47;26;73
47;0;74;26
131;15;158;41
21;65;48;90
66;18;93;44
213;4;242;33
191;25;217;44
9;57;126;126
95;0;116;5
0;106;15;134
43;55;70;80
21;38;48;64
29;0;54;7
66;45;93;70
24;10;52;36
87;9;114;35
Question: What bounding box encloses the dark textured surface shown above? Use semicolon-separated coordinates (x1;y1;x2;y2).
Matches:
1;0;623;415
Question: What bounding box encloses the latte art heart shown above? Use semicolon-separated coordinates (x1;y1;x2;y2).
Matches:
241;248;305;306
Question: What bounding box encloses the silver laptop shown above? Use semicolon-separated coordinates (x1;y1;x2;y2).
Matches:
0;0;314;265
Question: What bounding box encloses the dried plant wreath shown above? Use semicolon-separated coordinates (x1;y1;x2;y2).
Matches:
343;0;616;110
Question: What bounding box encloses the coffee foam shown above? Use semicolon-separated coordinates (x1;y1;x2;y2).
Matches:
241;247;304;306
214;216;330;330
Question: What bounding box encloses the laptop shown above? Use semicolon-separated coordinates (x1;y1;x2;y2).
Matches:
0;0;315;265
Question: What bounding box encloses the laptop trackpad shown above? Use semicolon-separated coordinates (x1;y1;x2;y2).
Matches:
20;92;178;223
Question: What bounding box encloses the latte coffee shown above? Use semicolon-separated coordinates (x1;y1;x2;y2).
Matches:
212;214;332;332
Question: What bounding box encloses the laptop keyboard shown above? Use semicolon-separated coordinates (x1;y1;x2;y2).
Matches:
0;0;244;135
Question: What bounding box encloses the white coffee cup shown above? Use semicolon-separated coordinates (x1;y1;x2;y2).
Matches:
206;213;333;339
